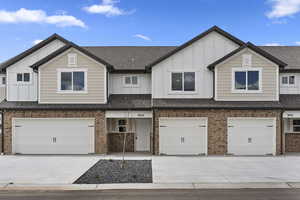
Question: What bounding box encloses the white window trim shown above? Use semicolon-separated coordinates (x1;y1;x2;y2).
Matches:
281;75;296;87
123;75;139;88
16;72;32;85
68;53;77;66
57;68;88;94
231;67;262;93
169;71;197;94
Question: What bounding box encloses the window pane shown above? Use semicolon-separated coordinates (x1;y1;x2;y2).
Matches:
118;120;127;125
2;77;5;85
235;71;246;90
289;76;295;85
125;77;131;85
293;120;300;126
61;72;72;90
23;73;30;82
119;126;127;132
17;73;22;82
282;77;288;84
293;126;300;132
131;76;138;85
73;72;85;91
184;72;195;91
248;71;259;90
171;73;182;91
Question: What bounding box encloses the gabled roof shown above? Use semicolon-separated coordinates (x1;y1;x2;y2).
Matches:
0;34;70;72
145;26;245;70
30;42;114;71
207;42;287;71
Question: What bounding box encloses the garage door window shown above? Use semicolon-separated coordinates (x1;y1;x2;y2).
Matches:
232;68;261;93
171;72;195;92
293;120;300;132
58;69;87;93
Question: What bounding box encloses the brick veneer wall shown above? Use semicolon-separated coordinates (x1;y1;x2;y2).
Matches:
153;109;282;155
108;132;134;152
3;110;106;154
285;133;300;152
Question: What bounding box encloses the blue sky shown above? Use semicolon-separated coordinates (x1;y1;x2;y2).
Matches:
1;0;300;62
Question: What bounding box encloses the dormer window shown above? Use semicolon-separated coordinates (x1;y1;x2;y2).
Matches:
68;53;77;66
232;67;261;93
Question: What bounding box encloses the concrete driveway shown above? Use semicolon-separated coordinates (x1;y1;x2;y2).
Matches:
0;156;100;184
1;155;300;185
152;156;300;183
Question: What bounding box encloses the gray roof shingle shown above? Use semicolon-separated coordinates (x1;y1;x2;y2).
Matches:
82;46;176;70
259;46;300;70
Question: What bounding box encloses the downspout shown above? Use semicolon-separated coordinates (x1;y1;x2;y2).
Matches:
281;110;285;155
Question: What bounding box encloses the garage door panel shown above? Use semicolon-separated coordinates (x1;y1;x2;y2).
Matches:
13;118;95;154
159;118;207;155
228;118;276;155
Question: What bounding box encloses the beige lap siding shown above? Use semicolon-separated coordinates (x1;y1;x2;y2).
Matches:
153;109;282;155
2;110;107;154
216;49;278;101
39;48;106;104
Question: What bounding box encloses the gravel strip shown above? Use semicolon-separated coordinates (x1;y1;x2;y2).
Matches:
74;160;152;184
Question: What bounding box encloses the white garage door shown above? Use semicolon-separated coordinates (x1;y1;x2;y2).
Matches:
159;118;207;155
13;118;95;154
228;118;276;155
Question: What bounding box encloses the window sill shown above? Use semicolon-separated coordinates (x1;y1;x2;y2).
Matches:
123;85;140;88
56;90;88;94
168;91;197;95
231;89;262;94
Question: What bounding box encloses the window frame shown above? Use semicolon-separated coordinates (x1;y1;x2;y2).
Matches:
231;67;262;93
0;76;5;87
123;75;139;87
292;119;300;133
117;119;128;133
16;72;32;85
169;71;197;94
57;68;88;93
281;75;296;87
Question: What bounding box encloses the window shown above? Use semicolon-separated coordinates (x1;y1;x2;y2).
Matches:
68;53;77;66
124;75;138;87
233;68;261;92
117;119;127;132
171;72;195;92
58;69;86;92
282;75;295;86
293;120;300;132
1;77;5;85
16;73;30;83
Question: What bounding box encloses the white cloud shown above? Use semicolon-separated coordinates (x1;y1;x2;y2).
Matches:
134;34;151;41
266;0;300;18
83;0;134;17
295;41;300;45
0;8;86;28
264;43;282;46
33;39;43;45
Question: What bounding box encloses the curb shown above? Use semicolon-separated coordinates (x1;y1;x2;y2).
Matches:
0;182;300;191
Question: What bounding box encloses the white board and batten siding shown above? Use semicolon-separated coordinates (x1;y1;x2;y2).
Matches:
39;48;107;104
0;74;6;101
7;39;65;101
109;73;151;94
152;31;240;99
